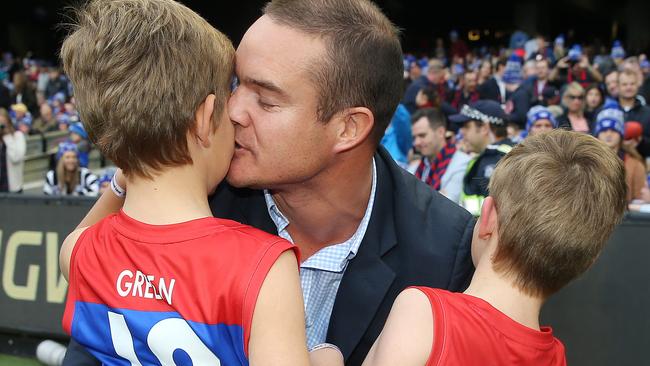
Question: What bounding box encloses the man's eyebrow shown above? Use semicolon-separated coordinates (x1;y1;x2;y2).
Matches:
243;77;287;97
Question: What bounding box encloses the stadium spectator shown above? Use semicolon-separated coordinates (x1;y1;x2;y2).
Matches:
96;169;116;196
0;75;10;110
617;69;650;157
450;100;513;216
477;59;493;85
10;71;38;117
0;108;26;193
380;104;412;169
410;108;470;204
450;71;480;112
68;122;90;168
415;85;440;110
361;130;626;366
611;40;626;68
556;82;590;132
550;45;602;88
524;56;559;107
525;105;557;137
32;103;59;134
403;59;448;113
449;30;468;59
584;84;605;123
10;103;33;134
594;108;648;202
604;70;619;102
522;59;537;80
43;142;98;196
44;68;69;100
502;54;531;139
478;57;507;105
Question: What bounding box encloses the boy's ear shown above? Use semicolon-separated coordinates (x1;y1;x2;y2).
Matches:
332;107;374;153
194;94;216;148
478;196;498;239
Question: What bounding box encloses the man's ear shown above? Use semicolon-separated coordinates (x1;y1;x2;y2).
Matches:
194;94;216;148
332;107;374;153
478;196;498;239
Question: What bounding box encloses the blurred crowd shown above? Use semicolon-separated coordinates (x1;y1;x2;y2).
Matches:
2;30;650;212
0;53;112;196
382;31;650;212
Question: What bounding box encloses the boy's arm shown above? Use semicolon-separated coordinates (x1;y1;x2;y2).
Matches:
59;227;87;280
248;250;311;366
361;288;433;366
76;170;126;229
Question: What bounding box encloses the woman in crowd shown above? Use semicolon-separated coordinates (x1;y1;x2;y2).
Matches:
0;108;26;193
584;84;604;124
556;82;591;132
43;142;98;196
477;59;493;86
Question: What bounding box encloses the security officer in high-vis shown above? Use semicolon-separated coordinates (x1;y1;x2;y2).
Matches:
449;100;515;216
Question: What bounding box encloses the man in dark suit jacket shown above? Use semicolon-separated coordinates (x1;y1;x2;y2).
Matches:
62;1;474;365
211;147;474;365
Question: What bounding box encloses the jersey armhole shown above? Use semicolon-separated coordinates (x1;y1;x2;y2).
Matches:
241;240;299;358
61;227;92;335
409;286;447;366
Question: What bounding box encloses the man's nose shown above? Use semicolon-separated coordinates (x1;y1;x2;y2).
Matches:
228;88;250;127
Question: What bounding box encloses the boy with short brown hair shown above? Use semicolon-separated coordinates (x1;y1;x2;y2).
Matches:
362;130;627;365
59;1;322;365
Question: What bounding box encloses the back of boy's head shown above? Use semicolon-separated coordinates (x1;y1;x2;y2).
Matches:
61;0;235;177
488;130;627;298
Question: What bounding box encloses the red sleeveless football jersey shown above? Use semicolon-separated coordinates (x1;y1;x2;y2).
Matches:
413;287;567;366
63;210;297;365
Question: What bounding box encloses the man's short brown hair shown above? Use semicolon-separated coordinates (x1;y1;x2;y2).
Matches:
61;0;234;177
488;130;627;297
264;0;403;145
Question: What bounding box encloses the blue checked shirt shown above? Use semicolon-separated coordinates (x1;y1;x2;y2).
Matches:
263;159;377;349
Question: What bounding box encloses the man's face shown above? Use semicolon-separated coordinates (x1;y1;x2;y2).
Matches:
536;60;549;81
412;117;445;158
409;64;421;80
464;72;478;92
605;72;619;97
427;67;443;84
598;129;621;150
618;73;639;100
40;104;53;119
529;119;553;136
227;16;337;189
460;120;487;153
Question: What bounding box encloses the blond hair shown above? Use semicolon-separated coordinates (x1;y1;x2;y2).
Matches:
61;0;234;177
489;130;627;297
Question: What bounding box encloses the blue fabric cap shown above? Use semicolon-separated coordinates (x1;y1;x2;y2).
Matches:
594;108;624;136
56;142;79;161
503;54;523;84
526;105;557;131
611;40;625;59
69;122;88;140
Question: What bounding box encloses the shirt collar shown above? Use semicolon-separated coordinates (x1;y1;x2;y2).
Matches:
264;158;377;271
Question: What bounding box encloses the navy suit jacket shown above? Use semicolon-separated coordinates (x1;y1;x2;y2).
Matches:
62;147;475;366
